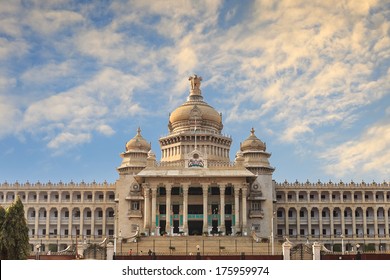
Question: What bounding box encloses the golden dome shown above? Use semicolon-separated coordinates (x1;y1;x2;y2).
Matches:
126;127;151;152
168;74;222;133
241;128;266;151
169;102;222;124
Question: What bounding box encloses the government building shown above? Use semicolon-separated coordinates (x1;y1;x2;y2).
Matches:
1;75;389;254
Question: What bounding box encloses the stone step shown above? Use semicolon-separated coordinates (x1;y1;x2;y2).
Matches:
117;236;282;256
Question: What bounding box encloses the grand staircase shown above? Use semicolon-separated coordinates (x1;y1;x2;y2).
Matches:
117;235;282;256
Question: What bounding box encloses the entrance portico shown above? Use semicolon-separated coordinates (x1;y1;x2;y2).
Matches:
138;168;254;236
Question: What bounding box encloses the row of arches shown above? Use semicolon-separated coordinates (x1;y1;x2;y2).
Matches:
0;190;115;204
276;190;390;203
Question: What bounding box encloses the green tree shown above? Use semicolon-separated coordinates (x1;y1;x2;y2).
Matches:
1;196;30;259
0;206;6;259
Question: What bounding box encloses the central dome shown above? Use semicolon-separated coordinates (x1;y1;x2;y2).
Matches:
168;75;223;133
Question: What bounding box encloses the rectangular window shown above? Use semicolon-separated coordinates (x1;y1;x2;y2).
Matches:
311;229;315;235
64;229;69;236
277;229;283;236
277;210;283;218
64;211;69;218
322;229;327;235
86;211;91;218
86;229;91;236
288;229;294;236
322;211;327;217
299;211;305;218
132;201;140;211
98;211;103;218
108;229;114;236
97;229;103;236
251;202;261;211
345;229;349;235
300;229;305;236
288;210;293;218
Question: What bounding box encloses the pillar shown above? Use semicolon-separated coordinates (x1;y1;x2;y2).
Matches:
363;207;367;238
182;185;189;235
143;186;150;234
234;186;240;233
151;188;157;235
242;184;248;235
219;185;226;233
202;185;208;233
165;186;172;234
385;208;389;238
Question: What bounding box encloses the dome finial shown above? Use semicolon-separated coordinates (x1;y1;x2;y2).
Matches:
250;127;255;135
137;127;141;135
188;74;202;96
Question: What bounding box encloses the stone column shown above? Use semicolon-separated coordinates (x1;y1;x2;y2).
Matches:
79;207;84;239
219;185;226;234
202;185;209;234
165;186;172;235
34;207;39;238
319;207;323;240
102;208;106;237
242;184;248;235
151;188;157;235
330;207;334;239
182;185;189;235
385;208;389;238
352;207;356;238
341;207;345;237
91;209;95;240
57;209;61;241
234;186;240;233
45;208;50;239
297;207;301;238
143;186;150;234
308;207;312;239
374;207;378;239
363;207;367;238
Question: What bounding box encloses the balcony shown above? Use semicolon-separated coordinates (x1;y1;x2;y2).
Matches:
127;210;142;218
249;210;264;218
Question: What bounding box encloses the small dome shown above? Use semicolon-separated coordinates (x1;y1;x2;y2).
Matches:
126;127;151;152
241;128;266;151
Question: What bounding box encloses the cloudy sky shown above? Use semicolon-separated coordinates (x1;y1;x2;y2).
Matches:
0;0;389;184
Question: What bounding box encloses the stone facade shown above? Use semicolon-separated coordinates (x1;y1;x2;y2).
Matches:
0;75;389;253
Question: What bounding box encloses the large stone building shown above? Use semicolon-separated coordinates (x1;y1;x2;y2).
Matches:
0;75;389;253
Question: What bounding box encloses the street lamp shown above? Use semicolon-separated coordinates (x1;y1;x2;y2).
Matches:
35;244;41;260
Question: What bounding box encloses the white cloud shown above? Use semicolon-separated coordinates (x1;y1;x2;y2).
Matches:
47;132;91;150
20;61;77;84
21;68;146;150
27;9;84;35
0;96;21;138
320;121;390;180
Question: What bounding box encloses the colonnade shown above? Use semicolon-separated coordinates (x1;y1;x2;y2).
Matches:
141;182;249;235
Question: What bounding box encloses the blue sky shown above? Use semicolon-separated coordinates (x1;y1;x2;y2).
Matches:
0;0;389;184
